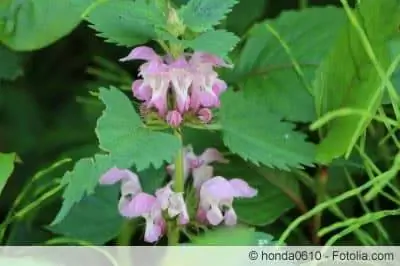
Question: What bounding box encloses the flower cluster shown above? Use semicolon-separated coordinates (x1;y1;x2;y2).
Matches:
99;146;257;243
120;46;232;127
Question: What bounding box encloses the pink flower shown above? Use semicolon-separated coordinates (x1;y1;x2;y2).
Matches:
121;193;166;243
99;168;166;243
120;46;161;62
188;52;230;111
198;176;257;226
197;108;213;123
166;146;229;189
155;183;189;225
121;46;170;115
99;168;142;197
166;110;183;127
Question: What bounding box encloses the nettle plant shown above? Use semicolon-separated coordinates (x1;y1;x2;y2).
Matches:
50;0;400;245
2;0;400;246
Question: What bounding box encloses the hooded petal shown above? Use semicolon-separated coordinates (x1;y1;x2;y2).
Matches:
199;148;229;165
120;46;160;62
200;176;235;203
100;168;142;196
190;52;233;68
119;192;156;218
192;165;213;189
229;179;258;198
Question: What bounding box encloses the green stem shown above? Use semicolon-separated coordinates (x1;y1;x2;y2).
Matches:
167;129;184;246
173;129;184;193
299;0;308;9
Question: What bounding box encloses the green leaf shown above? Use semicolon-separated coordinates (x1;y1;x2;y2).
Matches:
226;0;267;36
179;0;238;32
0;152;16;196
216;157;299;226
1;0;94;51
220;90;316;170
86;0;167;47
312;0;399;163
50;185;123;244
52;153;129;225
230;7;346;122
0;44;22;80
184;30;239;58
96;87;181;171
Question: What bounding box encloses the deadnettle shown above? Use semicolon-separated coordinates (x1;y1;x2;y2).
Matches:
120;46;231;124
100;168;166;243
198;176;257;226
155;182;189;225
167;145;229;189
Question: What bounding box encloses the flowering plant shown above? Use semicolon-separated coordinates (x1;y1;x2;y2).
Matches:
0;0;400;247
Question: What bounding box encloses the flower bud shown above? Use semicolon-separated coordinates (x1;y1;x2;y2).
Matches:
166;110;183;127
198;108;213;123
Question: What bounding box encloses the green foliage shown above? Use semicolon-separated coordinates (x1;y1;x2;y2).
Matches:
184;30;239;58
229;7;345;122
96;87;181;171
0;152;16;196
312;0;400;163
216;157;299;226
52;154;130;225
0;44;22;80
50;185;123;244
0;0;94;51
179;0;238;32
226;0;267;35
220;90;316;170
86;0;167;47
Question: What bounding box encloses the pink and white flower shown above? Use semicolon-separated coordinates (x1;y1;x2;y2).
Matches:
166;146;229;189
99;168;166;243
121;46;232;121
198;176;257;226
155;183;189;225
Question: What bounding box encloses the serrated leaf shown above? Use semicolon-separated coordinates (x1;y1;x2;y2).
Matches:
52;153;129;225
226;0;268;36
184;30;239;58
0;44;22;80
216;157;299;226
312;0;399;163
0;152;16;196
179;0;238;32
1;0;94;51
96;87;181;171
86;0;167;47
220;90;315;170
229;7;346;122
50;185;123;244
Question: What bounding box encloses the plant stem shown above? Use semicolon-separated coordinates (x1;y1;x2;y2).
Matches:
299;0;308;9
173;129;184;193
167;129;184;246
